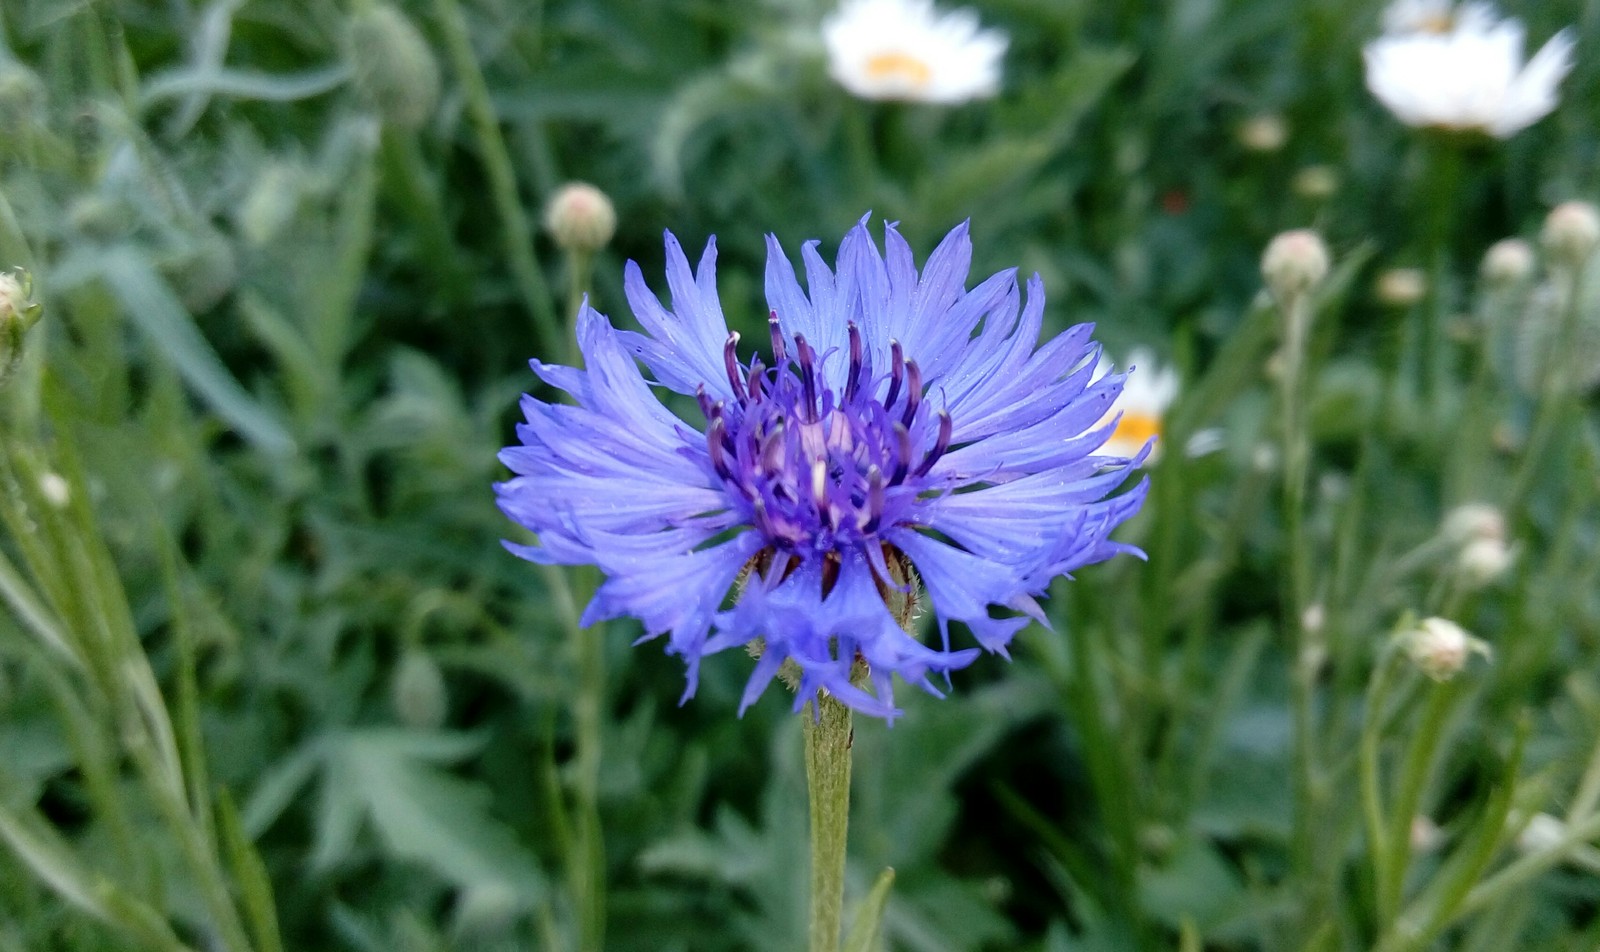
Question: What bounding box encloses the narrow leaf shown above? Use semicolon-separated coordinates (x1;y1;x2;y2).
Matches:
95;246;294;454
843;867;895;952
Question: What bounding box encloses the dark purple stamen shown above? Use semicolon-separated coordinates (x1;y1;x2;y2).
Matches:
888;423;912;486
707;417;733;481
862;465;885;533
845;322;864;403
884;340;905;410
914;411;953;478
768;311;787;365
746;358;766;403
723;332;746;401
695;383;718;421
794;333;819;423
900;360;923;427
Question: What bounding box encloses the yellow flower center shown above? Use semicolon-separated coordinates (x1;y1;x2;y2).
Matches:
1113;411;1162;448
1417;14;1454;33
863;51;934;87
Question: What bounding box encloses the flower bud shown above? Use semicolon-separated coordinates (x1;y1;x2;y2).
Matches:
545;182;617;253
1410;815;1442;854
0;269;44;388
1440;503;1505;546
1481;238;1536;287
1457;537;1514;587
1262;229;1330;303
1375;267;1427;307
1238;114;1288;152
1541;201;1600;270
1516;813;1565;854
0;61;45;133
238;162;305;247
348;4;441;131
1400;617;1489;681
1291;165;1339;201
453;880;523;936
38;472;70;509
391;649;447;730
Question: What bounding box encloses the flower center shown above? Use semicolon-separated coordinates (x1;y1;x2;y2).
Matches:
1417;13;1455;33
1112;410;1161;447
863;51;934;87
700;317;952;555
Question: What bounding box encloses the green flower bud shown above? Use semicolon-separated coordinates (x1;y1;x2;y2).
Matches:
348;4;441;131
391;649;447;730
0;269;44;388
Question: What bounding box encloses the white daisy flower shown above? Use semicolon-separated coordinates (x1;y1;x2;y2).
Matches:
1381;0;1492;35
1095;348;1180;462
1365;1;1574;138
822;0;1007;104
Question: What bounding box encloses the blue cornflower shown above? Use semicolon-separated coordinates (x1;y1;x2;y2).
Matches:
497;217;1147;720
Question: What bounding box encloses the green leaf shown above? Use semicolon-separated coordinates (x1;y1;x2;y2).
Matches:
94;246;295;454
139;65;350;107
842;867;894;952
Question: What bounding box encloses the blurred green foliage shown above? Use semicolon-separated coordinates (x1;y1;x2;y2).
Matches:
1;0;1600;950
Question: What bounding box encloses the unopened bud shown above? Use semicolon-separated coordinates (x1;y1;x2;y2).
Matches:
1400;617;1489;681
1441;503;1505;546
0;61;45;131
1238;114;1288;152
1541;201;1600;270
1375;267;1427;307
1410;815;1442;854
0;269;44;387
453;880;523;936
1262;229;1330;303
545;182;616;253
348;4;441;131
1457;537;1514;587
1292;165;1339;201
238;163;305;247
391;649;447;730
1481;238;1536;287
1516;813;1566;854
38;472;70;509
1301;603;1326;637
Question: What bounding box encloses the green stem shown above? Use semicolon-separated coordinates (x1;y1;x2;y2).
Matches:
1361;651;1400;922
564;249;594;366
1379;678;1461;923
572;564;606;952
1506;259;1587;516
804;693;853;952
432;0;562;353
1279;291;1320;891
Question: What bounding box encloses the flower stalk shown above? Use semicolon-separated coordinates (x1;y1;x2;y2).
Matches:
804;691;854;952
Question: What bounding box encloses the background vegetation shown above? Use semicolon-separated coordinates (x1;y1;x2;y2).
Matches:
1;0;1599;950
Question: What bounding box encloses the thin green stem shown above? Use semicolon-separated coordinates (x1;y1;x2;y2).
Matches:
1456;811;1600;922
1380;678;1462;923
572;563;606;952
805;693;854;952
1362;650;1400;922
564;248;594;366
432;0;562;353
1279;291;1320;892
1507;259;1586;514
